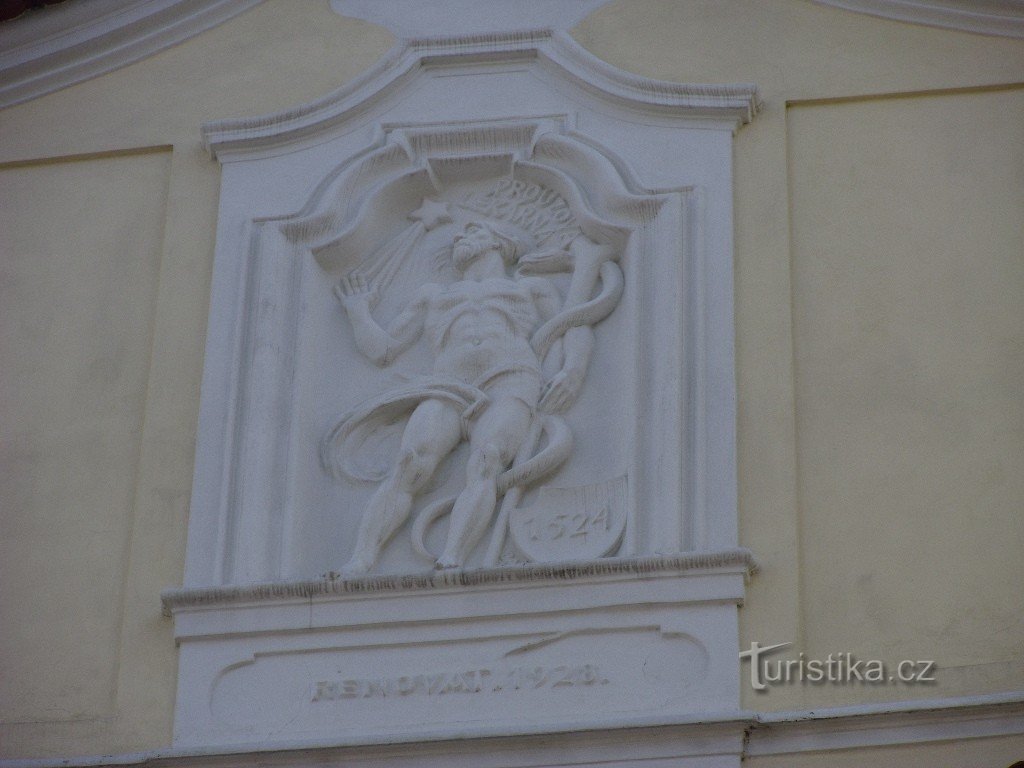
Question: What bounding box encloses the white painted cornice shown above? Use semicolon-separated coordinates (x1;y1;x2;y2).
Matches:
813;0;1024;38
2;692;1022;767
200;29;761;160
749;690;1024;754
160;550;757;616
0;0;263;110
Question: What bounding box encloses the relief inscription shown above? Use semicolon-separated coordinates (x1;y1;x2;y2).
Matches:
510;475;627;562
312;663;608;701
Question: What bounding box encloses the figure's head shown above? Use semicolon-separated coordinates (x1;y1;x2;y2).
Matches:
452;220;533;272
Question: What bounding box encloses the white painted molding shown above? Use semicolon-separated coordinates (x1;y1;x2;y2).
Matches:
2;692;1022;767
200;30;760;160
0;0;263;110
179;16;757;749
813;0;1024;39
188;110;748;585
0;720;751;768
747;690;1024;755
160;550;757;616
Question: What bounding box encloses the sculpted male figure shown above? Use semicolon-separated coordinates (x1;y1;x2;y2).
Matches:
335;220;598;572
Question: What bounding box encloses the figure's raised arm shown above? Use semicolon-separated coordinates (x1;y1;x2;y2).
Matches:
535;235;620;413
335;275;432;366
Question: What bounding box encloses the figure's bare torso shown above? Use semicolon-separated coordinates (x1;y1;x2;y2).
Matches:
424;277;542;383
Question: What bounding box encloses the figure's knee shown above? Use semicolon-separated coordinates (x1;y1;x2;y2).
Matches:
395;444;440;492
467;441;506;481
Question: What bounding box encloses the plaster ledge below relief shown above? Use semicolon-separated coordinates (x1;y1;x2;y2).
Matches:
1;691;1023;767
161;549;757;616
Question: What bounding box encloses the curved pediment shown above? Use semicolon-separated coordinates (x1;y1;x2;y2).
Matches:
270;118;654;274
201;30;761;161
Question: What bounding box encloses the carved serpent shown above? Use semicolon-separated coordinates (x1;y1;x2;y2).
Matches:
529;259;624;360
324;258;624;564
410;413;572;561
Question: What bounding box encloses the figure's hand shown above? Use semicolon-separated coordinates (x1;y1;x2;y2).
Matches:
539;366;585;413
335;273;378;311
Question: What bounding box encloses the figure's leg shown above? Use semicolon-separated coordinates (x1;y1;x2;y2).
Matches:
437;397;532;569
344;399;461;573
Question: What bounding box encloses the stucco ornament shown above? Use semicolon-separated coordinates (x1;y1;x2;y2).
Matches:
321;183;624;573
165;22;760;751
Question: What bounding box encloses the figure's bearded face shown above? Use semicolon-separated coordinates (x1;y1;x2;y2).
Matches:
452;223;502;271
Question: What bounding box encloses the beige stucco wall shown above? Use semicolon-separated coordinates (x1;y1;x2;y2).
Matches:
0;0;1021;760
575;0;1024;714
0;3;392;757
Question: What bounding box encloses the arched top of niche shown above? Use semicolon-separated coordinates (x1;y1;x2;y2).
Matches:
264;118;665;274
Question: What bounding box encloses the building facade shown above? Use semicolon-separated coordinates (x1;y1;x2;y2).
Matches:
1;1;1023;766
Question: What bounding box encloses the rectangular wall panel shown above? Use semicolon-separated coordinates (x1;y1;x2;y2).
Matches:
788;88;1024;703
0;150;170;723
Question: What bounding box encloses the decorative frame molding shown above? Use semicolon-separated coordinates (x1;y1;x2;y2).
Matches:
161;550;756;615
172;20;760;752
186;31;759;590
201;30;760;161
813;0;1024;39
2;692;1022;767
748;691;1024;755
0;0;263;109
189;75;756;584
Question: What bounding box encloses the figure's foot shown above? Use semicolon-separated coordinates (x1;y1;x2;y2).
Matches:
434;555;462;570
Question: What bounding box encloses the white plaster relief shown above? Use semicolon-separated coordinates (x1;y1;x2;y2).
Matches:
319;178;626;573
169;562;746;748
160;550;756;614
172;20;757;752
207;625;709;734
205;114;715;583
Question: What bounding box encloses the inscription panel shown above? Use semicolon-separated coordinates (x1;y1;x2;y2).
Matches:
205;625;709;740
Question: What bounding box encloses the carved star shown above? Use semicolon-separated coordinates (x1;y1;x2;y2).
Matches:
409;198;452;231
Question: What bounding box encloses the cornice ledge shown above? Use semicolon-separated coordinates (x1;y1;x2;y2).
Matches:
546;31;762;122
747;690;1024;754
200;30;761;160
0;0;263;110
813;0;1024;39
161;549;757;615
1;692;1022;766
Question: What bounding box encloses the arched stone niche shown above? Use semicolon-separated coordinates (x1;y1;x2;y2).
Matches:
164;26;759;757
222;118;709;583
